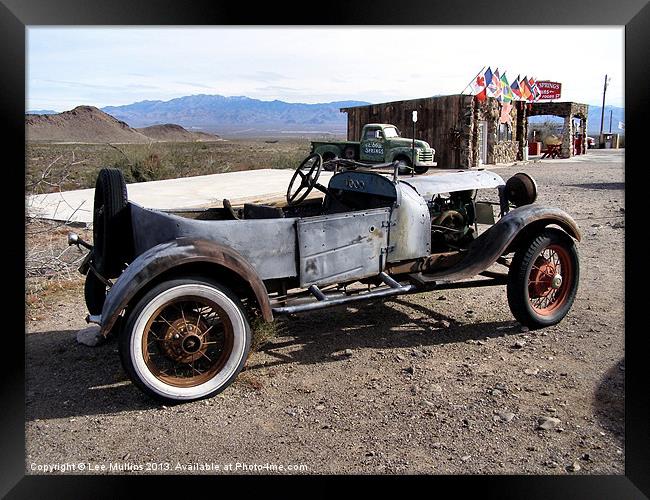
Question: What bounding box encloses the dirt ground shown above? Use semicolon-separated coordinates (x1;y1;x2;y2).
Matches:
25;149;624;475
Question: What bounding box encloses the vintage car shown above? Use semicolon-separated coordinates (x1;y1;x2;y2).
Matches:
69;155;580;403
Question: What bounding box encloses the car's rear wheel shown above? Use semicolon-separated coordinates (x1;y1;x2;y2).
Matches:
507;228;579;328
119;278;251;403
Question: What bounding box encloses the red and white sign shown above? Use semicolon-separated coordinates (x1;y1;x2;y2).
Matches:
536;81;562;100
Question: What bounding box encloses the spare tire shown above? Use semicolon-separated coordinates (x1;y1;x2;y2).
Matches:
93;168;128;278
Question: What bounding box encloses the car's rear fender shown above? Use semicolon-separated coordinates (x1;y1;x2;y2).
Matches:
422;204;581;283
97;237;273;337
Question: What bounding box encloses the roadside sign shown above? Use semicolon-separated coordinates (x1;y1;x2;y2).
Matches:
536;81;562;100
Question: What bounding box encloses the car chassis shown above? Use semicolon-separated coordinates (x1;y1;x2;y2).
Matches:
71;155;581;402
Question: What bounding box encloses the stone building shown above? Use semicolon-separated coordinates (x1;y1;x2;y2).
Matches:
341;95;588;168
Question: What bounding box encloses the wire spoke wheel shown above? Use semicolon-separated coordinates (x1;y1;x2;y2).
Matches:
120;279;251;403
507;228;579;328
527;244;573;316
143;296;234;388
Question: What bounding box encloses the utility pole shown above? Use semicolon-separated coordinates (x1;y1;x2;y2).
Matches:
609;109;613;133
599;74;609;147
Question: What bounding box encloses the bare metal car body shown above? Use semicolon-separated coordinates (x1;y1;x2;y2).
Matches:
75;158;580;402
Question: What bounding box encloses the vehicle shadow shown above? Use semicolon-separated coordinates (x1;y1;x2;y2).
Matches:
592;357;625;439
26;300;519;421
26;329;157;422
251;298;519;370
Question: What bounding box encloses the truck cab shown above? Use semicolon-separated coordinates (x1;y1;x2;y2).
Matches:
311;123;436;174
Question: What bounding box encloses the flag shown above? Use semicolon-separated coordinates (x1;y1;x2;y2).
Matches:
475;87;487;102
490;68;502;99
500;73;513;102
500;102;513;124
470;73;486;95
520;76;532;101
484;67;493;89
511;75;522;100
528;76;540;101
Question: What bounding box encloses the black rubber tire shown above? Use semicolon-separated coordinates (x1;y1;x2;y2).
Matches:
84;269;106;315
93;168;128;277
342;146;356;160
414;165;429;175
119;278;251;404
507;228;579;329
395;155;412;175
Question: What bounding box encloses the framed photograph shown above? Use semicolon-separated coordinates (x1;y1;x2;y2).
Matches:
3;0;647;495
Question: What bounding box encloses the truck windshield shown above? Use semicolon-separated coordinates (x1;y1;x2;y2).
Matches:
383;127;399;138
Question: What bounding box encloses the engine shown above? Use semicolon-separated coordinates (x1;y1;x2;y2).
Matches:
428;190;476;249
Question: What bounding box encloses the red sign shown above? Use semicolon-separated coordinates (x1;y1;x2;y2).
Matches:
536;81;562;100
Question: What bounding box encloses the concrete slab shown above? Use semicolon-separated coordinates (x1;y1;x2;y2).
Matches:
27;168;335;226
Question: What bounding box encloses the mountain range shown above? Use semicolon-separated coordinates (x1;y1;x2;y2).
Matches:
101;95;369;135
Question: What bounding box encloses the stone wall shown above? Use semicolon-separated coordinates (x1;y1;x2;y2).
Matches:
492;140;519;163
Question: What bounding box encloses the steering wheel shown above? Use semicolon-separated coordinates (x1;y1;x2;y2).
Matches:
286;153;324;206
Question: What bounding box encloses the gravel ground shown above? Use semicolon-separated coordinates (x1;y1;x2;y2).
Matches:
25;149;624;475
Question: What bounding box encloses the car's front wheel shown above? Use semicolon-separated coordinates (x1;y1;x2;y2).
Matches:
119;278;251;403
507;228;579;329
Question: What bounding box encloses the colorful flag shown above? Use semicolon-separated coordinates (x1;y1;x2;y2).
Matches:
528;76;540;101
500;102;513;124
500;73;513;102
520;76;532;101
484;67;493;89
470;73;486;95
490;68;502;99
511;75;522;100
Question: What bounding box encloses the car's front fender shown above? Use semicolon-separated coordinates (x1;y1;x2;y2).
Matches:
97;237;273;337
423;204;581;283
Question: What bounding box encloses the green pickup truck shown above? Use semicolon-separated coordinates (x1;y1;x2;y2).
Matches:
311;123;436;174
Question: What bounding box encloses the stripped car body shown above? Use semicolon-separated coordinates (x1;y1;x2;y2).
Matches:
74;157;581;402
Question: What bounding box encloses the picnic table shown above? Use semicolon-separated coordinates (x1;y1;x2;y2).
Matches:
542;144;561;159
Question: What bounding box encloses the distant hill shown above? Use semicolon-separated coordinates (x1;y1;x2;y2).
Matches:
102;95;370;135
26;109;58;115
26;106;151;143
26;106;222;143
528;105;624;135
135;124;221;142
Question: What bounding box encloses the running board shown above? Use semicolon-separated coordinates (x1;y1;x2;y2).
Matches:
272;272;414;315
408;271;508;287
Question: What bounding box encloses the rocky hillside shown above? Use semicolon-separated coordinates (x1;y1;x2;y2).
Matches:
26;107;221;143
135;124;221;142
26;106;150;143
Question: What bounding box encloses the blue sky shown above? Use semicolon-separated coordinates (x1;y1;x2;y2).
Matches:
27;27;624;111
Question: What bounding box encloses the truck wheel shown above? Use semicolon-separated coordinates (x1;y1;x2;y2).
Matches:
507;228;579;329
414;165;429;175
395;155;412;174
119;278;251;403
343;146;356;160
93;168;128;278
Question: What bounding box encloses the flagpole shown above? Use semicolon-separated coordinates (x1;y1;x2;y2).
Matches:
461;66;486;95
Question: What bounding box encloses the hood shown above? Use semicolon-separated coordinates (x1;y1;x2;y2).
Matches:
390;137;431;149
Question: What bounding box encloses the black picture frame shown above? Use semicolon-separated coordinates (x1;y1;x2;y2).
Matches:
3;0;647;496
